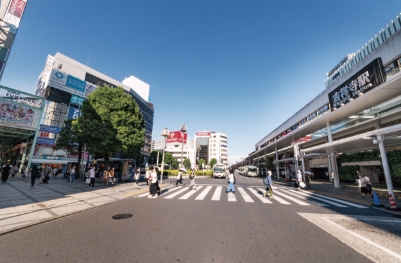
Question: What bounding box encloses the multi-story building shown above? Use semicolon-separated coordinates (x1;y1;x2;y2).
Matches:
33;52;154;169
0;0;28;80
152;137;196;168
209;132;229;167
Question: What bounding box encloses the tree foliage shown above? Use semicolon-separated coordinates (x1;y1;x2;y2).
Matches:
150;151;162;165
76;86;145;163
199;159;206;168
264;156;275;170
209;158;217;168
183;158;191;169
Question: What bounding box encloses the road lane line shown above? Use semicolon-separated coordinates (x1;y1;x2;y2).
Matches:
298;191;367;208
179;186;203;199
237;187;254;202
158;185;182;196
284;191;328;206
274;190;309;205
195;186;212;200
227;192;237;202
211;186;222;201
247;188;272;203
257;188;290;204
164;187;190;199
289;190;348;207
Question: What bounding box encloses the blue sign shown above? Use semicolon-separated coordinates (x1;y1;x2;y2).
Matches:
70;95;85;106
66;75;86;92
42;156;61;160
68;106;82;120
37;137;55;145
40;124;61;133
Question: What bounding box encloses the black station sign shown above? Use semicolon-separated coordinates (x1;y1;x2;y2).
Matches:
328;57;386;111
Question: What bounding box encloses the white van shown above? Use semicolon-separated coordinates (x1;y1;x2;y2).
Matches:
245;166;259;177
213;164;227;179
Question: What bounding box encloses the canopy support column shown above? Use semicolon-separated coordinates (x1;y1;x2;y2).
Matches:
327;120;340;188
275;145;279;179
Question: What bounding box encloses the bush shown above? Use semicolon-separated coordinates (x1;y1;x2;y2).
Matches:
338;165;359;182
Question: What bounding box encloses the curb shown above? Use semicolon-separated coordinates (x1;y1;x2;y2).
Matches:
0;183;171;236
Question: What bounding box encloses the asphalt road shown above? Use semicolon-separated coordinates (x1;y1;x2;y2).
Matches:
1;173;400;263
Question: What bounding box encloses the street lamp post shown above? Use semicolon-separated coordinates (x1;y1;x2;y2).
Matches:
160;128;170;185
180;124;187;169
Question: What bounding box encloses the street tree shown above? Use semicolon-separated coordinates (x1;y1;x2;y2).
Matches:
209;158;217;168
150;150;162;166
264;155;275;171
183;158;191;169
199;159;206;169
76;86;145;164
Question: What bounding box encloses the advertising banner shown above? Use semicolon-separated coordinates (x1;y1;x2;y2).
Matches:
328;58;386;111
0;47;9;62
67;106;81;120
49;69;85;97
1;0;27;34
84;82;97;97
70;95;85;106
36;137;55;145
196;131;211;137
0;102;35;128
166;131;188;143
40;124;60;134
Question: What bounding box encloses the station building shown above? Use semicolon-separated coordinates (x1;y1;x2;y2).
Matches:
33;52;154;170
238;13;401;199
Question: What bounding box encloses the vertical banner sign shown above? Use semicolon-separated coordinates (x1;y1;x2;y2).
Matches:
1;0;27;34
67;106;81;120
328;58;386;110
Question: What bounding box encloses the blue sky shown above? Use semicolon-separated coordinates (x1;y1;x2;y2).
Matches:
2;1;401;164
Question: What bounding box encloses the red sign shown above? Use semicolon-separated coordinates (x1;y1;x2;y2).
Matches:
166;131;187;143
293;135;312;143
196;131;211;137
8;0;26;18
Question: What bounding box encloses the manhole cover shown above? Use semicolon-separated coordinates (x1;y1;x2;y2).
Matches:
112;213;133;220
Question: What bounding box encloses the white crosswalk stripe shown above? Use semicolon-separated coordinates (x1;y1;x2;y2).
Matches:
238;187;254;203
195;186;213;200
289;190;348;207
134;185;366;208
179;186;203;199
248;188;272;203
211;186;222;201
274;190;310;206
257;188;290;204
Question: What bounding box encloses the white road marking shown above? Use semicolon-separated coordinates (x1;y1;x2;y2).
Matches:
211;186;222;201
290;190;348;207
195;186;212;200
237;187;254;203
284;190;328;206
164;187;190;199
179;186;203;199
248;188;272;203
227;192;237;202
258;188;290;204
158;185;182;196
298;191;367;208
274;190;309;205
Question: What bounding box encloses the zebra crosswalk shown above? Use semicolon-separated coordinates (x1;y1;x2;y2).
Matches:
134;185;367;209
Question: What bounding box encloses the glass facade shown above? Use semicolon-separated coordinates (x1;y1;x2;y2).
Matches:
196;137;209;163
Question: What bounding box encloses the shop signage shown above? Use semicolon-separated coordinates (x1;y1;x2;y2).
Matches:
37;137;55;145
70;95;85;106
49;69;85;97
167;131;188;143
66;75;86;92
0;0;27;34
40;124;60;133
196;131;211;137
0;102;35;128
42;156;61;160
328;58;386;110
67;106;81;120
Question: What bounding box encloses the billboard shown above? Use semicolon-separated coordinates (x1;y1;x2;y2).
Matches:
70;95;85;106
166;131;188;143
49;69;86;97
196;131;211;137
40;124;60;134
1;0;27;34
328;58;386;111
36;137;55;145
67;106;81;120
0;102;35;128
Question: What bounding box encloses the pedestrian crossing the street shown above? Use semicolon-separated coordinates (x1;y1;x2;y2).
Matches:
134;185;367;209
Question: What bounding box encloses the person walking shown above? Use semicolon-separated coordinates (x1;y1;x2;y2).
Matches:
360;174;372;198
1;164;10;183
304;173;311;190
69;166;76;184
52;166;58;179
103;167;110;185
226;169;235;193
134;168;140;186
188;170;197;190
145;167;150;186
88;166;95;187
176;169;183;186
263;170;273;197
296;170;303;189
30;165;40;187
21;163;27;180
109;167;115;185
148;166;158;198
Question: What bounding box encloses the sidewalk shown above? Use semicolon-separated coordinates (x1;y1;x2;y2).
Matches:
275;178;401;215
0;173;155;235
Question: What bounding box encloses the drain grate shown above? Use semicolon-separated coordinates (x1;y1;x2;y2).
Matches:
112;213;133;220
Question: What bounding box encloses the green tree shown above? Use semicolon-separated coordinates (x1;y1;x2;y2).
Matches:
76;86;145;164
264;155;275;170
150;150;162;165
183;158;191;169
199;159;206;169
209;158;217;168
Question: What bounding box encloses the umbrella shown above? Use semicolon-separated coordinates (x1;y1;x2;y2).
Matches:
179;168;187;173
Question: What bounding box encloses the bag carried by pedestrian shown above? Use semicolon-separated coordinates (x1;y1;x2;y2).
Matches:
366;183;372;192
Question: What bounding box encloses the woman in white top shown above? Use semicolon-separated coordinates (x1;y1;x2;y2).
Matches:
134;168;140;186
88;166;95;187
226;169;235;193
188;170;197;190
360;174;372;198
148;167;158;198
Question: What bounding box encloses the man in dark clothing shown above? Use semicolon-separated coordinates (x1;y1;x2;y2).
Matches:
1;164;11;183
